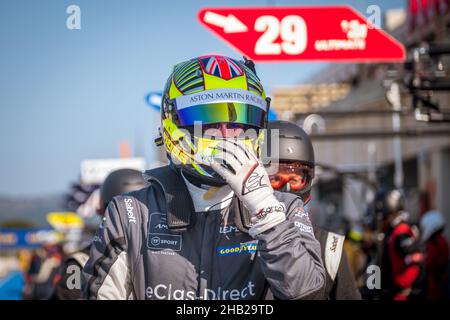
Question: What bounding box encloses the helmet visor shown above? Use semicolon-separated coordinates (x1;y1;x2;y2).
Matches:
176;102;266;128
269;163;313;193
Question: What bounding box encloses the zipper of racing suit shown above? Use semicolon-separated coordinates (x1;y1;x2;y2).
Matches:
196;211;209;300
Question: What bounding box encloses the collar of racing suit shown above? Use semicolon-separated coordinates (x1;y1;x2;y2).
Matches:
181;171;234;213
181;171;254;233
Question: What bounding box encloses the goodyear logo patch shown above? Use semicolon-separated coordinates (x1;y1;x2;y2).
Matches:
218;242;258;256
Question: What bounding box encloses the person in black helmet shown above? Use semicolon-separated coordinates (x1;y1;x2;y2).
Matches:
374;189;426;300
264;120;361;300
99;169;147;213
52;168;145;300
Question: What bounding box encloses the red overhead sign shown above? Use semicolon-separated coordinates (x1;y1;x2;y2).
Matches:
198;6;406;62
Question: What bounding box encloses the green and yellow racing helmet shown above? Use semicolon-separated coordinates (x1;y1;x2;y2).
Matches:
157;55;269;185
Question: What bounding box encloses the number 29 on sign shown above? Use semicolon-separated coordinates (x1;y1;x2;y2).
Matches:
255;15;307;55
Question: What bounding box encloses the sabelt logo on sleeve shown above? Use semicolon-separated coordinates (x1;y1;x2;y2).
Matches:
124;198;137;224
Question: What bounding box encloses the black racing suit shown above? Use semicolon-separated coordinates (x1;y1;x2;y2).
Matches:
82;166;325;300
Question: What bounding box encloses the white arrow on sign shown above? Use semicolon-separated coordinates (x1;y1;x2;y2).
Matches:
203;11;248;33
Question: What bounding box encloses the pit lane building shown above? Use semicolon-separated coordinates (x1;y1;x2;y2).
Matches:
271;5;450;239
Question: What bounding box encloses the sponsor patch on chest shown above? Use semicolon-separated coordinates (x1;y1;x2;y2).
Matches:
147;212;182;251
218;241;258;256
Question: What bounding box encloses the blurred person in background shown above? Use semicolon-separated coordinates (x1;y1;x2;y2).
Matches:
23;233;63;300
358;206;385;300
83;55;325;300
375;189;426;300
23;248;44;299
420;209;449;300
264;120;361;300
52;168;146;299
17;249;32;274
343;224;368;290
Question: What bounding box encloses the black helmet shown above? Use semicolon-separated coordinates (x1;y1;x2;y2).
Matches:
100;169;146;211
373;189;405;218
263;120;315;204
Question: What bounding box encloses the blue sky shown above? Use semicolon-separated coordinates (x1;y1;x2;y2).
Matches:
0;0;405;196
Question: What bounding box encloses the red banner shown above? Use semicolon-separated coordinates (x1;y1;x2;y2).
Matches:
198;6;406;63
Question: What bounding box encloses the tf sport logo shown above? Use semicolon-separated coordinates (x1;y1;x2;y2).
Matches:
150;236;179;248
147;212;182;251
151;236;161;246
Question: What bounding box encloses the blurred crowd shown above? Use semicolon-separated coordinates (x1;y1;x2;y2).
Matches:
14;140;450;301
345;189;449;300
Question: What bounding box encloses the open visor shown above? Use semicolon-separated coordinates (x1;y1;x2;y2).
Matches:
269;163;314;192
176;102;266;128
